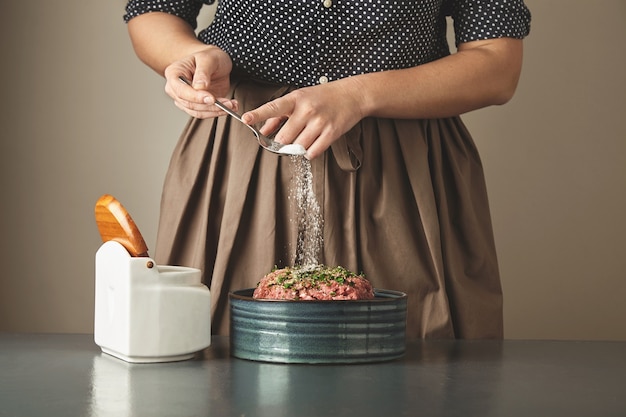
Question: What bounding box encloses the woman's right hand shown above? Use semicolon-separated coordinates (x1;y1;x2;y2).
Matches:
163;46;238;119
127;12;237;119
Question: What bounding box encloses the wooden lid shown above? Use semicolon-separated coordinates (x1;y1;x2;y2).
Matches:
95;194;149;257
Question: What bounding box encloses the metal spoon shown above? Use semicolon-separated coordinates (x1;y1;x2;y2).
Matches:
178;76;306;156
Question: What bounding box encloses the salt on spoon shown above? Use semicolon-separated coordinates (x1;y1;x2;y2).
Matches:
278;143;307;156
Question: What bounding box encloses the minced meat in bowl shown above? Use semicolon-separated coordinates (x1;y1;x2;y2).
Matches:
253;265;375;301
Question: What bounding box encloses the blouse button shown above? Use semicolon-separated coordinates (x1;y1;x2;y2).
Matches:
323;0;332;8
319;76;329;84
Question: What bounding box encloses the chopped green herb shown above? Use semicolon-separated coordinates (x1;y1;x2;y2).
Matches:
267;264;363;289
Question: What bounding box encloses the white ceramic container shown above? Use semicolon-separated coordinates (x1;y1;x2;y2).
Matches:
94;241;211;363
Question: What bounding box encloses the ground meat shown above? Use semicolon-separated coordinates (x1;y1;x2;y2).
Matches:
252;265;375;300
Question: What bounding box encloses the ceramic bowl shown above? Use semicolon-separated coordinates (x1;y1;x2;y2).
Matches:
229;288;407;364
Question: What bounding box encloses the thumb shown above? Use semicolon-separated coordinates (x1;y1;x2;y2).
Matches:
191;50;218;91
191;75;210;91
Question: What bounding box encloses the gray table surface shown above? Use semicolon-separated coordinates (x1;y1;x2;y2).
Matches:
1;334;625;417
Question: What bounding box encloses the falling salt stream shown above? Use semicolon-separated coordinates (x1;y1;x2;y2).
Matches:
289;155;323;269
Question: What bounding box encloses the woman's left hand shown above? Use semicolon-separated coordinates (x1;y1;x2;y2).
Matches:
241;78;365;160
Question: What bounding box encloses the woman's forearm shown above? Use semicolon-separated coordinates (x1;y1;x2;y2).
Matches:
347;37;524;120
127;12;212;76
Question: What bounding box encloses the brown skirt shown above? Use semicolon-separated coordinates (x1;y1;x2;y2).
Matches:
154;77;503;339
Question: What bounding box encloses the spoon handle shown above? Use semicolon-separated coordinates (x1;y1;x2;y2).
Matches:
178;76;246;122
212;100;245;123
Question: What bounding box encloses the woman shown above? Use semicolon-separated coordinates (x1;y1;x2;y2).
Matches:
124;0;531;338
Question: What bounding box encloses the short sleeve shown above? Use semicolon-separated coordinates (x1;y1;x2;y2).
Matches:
447;0;531;46
123;0;214;29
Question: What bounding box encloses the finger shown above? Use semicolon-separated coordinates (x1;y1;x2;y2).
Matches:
174;100;220;119
258;116;287;137
217;98;239;113
297;117;343;160
242;97;293;126
173;75;214;104
189;52;215;91
174;98;239;118
271;116;308;145
175;75;240;110
300;130;334;160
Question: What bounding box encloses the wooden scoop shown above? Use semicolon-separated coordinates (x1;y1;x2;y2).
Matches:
95;194;149;257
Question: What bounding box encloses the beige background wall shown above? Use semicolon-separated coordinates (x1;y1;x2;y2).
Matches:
1;0;624;340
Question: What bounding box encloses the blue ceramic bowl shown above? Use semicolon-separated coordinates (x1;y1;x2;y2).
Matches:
229;288;407;364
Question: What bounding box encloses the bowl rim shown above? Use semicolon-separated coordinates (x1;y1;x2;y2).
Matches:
229;287;407;303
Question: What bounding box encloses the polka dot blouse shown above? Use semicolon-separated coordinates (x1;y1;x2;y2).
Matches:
124;0;531;88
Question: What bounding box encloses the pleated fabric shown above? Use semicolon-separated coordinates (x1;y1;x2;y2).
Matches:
154;77;503;339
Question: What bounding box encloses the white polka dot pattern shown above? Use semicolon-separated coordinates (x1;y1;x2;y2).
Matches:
124;0;531;88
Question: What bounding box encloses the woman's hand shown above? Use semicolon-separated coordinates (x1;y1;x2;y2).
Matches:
163;46;238;119
242;77;366;159
127;12;238;119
